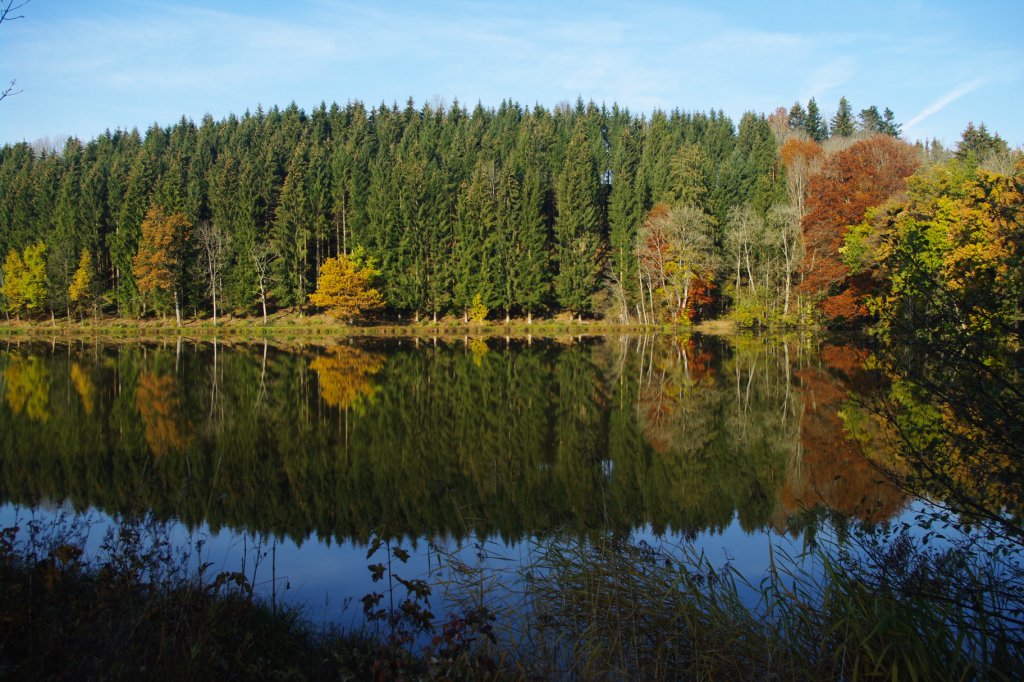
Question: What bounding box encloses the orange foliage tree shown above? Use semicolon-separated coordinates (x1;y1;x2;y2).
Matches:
797;135;918;323
135;372;191;457
132;206;191;326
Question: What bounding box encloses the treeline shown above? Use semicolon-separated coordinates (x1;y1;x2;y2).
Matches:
0;96;1013;325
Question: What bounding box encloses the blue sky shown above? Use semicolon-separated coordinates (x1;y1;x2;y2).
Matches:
2;0;1022;147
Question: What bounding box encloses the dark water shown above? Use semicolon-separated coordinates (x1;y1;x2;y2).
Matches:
0;334;905;624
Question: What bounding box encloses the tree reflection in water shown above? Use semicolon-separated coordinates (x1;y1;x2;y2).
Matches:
0;335;905;544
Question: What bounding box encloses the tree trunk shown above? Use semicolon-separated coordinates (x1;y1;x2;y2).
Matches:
260;285;268;325
174;290;182;328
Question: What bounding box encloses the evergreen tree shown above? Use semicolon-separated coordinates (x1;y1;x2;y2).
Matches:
607;124;644;319
857;106;885;135
787;102;807;133
554;121;603;317
881;108;901;138
453;159;501;318
271;140;311;308
805;98;828;142
955;122;1010;162
50;139;85;317
108;145;155;315
830;97;855;137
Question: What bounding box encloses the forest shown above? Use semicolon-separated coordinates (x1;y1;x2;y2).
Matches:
2;95;1016;328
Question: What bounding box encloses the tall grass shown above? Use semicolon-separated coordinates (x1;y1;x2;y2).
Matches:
433;527;1023;680
3;511;1021;680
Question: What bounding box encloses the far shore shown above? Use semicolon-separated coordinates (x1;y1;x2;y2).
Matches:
0;310;747;339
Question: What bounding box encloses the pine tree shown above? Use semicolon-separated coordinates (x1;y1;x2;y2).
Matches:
857;106;884;135
881;108;902;138
453;159;500;318
507;165;550;323
607;124;644;320
50;139;85;317
805;98;828;142
787;102;807;133
109;146;155;315
830;97;855;137
668;143;711;211
271;140;311;308
554;121;603;318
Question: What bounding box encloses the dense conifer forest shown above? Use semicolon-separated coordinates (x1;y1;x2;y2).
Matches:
0;96;1018;328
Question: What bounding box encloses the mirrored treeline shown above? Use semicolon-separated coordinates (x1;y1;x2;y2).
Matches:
0;335;905;544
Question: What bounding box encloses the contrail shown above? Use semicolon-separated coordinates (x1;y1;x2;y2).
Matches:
905;78;986;130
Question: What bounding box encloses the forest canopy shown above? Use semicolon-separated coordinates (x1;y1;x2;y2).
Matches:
0;96;1018;327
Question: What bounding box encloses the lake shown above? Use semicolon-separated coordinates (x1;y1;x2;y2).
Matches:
0;333;907;627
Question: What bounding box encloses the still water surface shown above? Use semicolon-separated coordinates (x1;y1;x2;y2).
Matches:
0;334;904;625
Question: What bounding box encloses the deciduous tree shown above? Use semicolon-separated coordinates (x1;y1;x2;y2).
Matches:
132;206;190;326
1;242;47;319
68;248;97;319
308;249;385;321
798;135;918;323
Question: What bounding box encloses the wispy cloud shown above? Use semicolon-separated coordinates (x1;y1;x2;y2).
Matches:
905;78;987;131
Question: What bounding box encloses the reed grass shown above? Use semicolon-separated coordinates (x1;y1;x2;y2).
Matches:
3;512;1021;680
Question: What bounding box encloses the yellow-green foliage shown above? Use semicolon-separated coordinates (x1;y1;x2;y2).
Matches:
308;251;385;320
1;243;48;317
69;249;95;307
468;293;488;323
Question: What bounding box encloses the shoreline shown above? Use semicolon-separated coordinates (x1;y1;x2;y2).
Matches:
0;313;749;339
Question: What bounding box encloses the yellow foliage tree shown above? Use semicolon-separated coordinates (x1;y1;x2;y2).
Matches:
70;362;95;415
4;355;50;423
1;243;48;319
309;345;386;410
69;249;96;318
308;250;385;320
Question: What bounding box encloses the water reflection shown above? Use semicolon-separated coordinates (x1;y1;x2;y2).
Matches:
0;334;905;545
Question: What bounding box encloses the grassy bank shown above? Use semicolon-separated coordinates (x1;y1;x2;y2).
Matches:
2;512;1020;680
0;308;743;340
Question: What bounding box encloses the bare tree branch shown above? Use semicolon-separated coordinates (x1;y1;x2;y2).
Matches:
0;0;32;24
0;79;21;103
1;0;31;103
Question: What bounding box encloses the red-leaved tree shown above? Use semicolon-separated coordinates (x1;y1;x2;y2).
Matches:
798;135;918;323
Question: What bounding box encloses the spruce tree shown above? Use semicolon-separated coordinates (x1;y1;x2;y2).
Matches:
857;106;884;135
553;121;602;318
805;98;828;142
830;97;855;137
787;102;807;133
271;139;311;308
607;124;644;318
453;159;501;318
